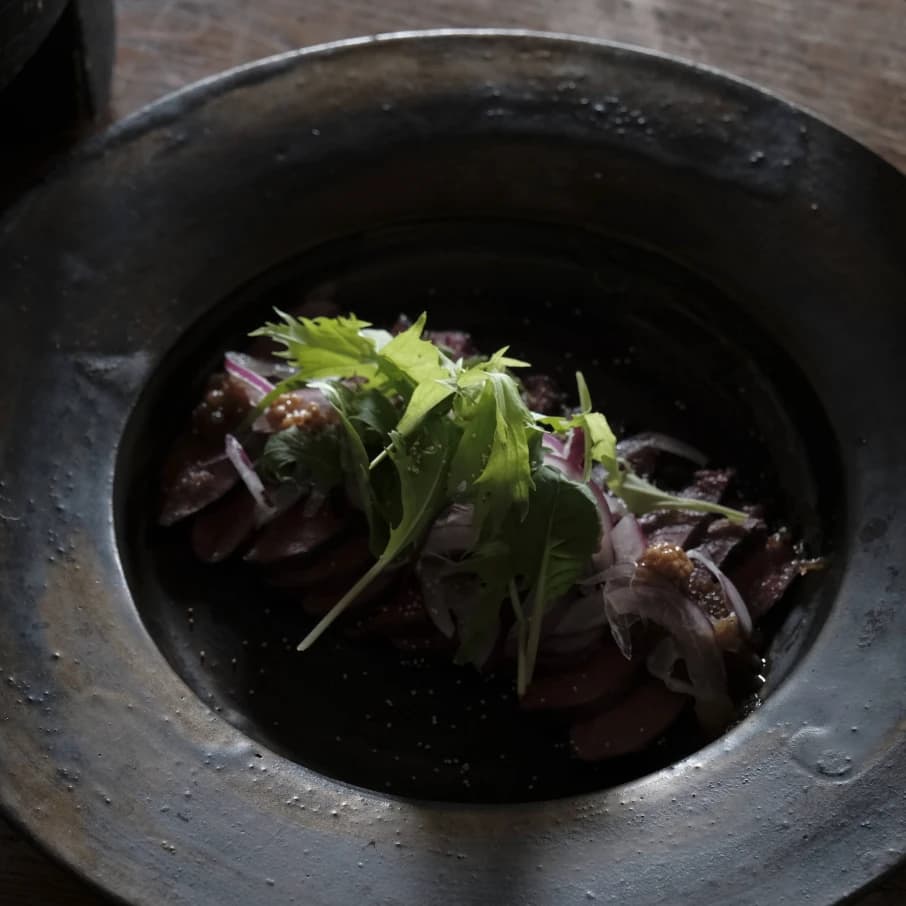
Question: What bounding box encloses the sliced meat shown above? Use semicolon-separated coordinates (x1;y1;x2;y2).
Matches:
191;373;253;441
570;678;689;761
677;468;735;502
262;534;373;589
244;497;348;564
159;453;238;526
351;579;433;637
299;569;396;617
727;531;800;620
522;640;643;712
693;516;766;568
639;468;734;549
616;432;707;479
537;629;607;664
190;486;256;563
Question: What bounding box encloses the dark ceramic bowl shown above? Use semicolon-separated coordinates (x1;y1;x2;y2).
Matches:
0;30;904;906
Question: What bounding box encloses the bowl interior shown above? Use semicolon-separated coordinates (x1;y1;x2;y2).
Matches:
117;217;841;802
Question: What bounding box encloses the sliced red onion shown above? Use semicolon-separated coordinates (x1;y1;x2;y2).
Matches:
563;426;586;476
547;591;609;636
611;513;647;563
416;559;496;667
688;548;753;637
224;351;276;403
543;451;581;482
544;427;586;477
507;592;608;662
616;432;708;467
587;480;614;571
646;637;695;696
417;557;458;639
224;433;275;524
224;350;294;380
602;565;733;729
541;432;566;456
422;504;477;557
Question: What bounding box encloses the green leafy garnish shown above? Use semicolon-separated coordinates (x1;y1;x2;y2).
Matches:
298;418;460;651
613;472;749;521
449;372;537;541
507;467;601;693
540;371;744;523
251;311;380;380
257;425;344;489
312;380;386;553
241;312;746;692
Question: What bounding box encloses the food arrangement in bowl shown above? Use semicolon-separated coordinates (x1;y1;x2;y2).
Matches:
158;304;822;769
1;30;903;906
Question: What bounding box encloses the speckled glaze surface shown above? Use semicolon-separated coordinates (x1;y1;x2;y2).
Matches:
0;31;904;906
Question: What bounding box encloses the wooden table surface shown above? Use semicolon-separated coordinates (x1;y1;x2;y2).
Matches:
2;1;904;903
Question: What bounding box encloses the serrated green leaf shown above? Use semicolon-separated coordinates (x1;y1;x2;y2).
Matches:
250;311;380;380
447;372;536;540
257;425;344;489
394;378;457;439
298;416;460;651
376;312;453;388
346;388;401;449
509;466;602;692
312;381;386;553
446;539;512;667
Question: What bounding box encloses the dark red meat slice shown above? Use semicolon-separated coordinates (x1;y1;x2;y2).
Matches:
727;532;800;620
693;515;766;568
244;498;348;564
190;487;256;563
298;570;396;617
570;679;689;761
191;373;253;441
639;468;734;549
261;535;373;589
351;579;433;637
159;453;238;526
522;640;643;712
685;469;735;502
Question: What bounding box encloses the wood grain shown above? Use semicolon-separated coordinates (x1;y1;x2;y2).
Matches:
111;0;906;172
2;0;905;903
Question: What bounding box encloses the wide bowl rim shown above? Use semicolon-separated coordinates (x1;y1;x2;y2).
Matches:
1;27;904;906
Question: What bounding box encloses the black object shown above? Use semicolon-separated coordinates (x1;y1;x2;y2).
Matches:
0;0;114;205
0;31;903;906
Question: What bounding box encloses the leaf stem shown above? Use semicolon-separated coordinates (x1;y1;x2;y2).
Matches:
297;561;385;651
369;447;390;470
